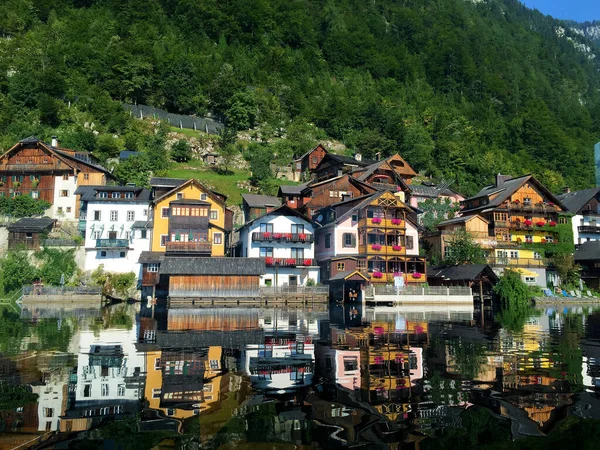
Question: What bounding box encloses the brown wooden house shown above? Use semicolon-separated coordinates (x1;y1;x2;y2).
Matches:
0;137;113;220
292;143;328;181
351;154;417;189
313;153;374;181
7;217;56;250
241;194;281;222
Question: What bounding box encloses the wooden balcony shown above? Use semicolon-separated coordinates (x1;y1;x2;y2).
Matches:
358;218;405;229
487;257;546;268
501;202;560;213
359;244;406;256
252;232;314;243
165;241;212;254
369;272;426;283
265;257;316;267
96;239;129;249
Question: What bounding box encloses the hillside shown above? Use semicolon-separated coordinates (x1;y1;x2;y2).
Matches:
1;0;600;196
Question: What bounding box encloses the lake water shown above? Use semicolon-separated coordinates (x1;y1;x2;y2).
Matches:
1;299;600;449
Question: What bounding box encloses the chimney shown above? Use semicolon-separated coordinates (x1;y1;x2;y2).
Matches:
51;136;59;147
354;153;362;162
562;186;571;194
495;173;512;187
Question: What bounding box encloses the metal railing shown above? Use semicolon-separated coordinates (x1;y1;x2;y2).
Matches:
43;239;80;247
252;232;314;243
578;226;600;234
487;257;546;268
265;257;316;267
96;239;129;248
367;285;472;296
23;285;102;296
260;286;329;296
165;241;212;253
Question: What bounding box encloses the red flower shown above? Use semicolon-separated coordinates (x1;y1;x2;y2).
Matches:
392;245;402;251
299;233;307;240
536;221;546;227
263;232;272;239
273;233;282;239
549;221;557;227
541;238;547;244
372;244;382;251
302;258;313;266
285;233;293;240
286;258;296;266
265;257;274;266
524;220;533;226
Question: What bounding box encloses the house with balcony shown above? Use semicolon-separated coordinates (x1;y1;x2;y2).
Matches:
314;190;426;284
350;154;417;190
76;185;151;275
556;187;600;246
236;205;319;287
460;174;568;286
422;215;493;260
0;136;114;221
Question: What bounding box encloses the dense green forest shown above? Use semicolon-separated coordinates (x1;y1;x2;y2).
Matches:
1;0;599;195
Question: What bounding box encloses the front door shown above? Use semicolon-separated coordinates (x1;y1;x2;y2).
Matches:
289;276;298;292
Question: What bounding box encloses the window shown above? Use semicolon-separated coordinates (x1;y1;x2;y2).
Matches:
167;408;175;416
98;191;108;198
83;173;89;180
83;383;91;398
523;197;532;205
125;231;130;240
405;235;414;250
259;247;274;257
43;408;54;417
93;211;102;222
525;234;533;243
110;210;118;221
337;262;345;271
117;385;126;397
125;192;134;199
112;192;120;198
210;360;220;369
210;210;218;220
101;383;109;396
343;233;355;248
161;207;169;218
46;421;52;431
325;234;332;248
343;358;358;371
160;235;168;247
214;232;222;244
100;251;106;257
59;190;69;197
201;193;207;200
260;223;274;233
57;207;63;213
558;217;568;224
119;251;125;257
62;174;69;180
524;276;536;283
291;224;304;234
66;207;71;213
31;190;39;199
147;263;159;273
291;248;304;259
534;251;542;260
143;209;148;217
351;214;358;222
312;156;318;164
127;211;135;221
176;192;184;199
141;230;147;239
152;388;162;398
545;235;554;243
93;231;101;239
510;251;519;259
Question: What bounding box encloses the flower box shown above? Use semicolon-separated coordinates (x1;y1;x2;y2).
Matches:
371;244;382;251
513;199;520;204
273;233;282;239
392;245;402;251
523;220;533;226
263;232;272;239
265;257;274;266
299;233;307;240
285;233;293;240
286;258;296;266
536;221;546;227
371;218;382;224
412;272;422;279
391;218;402;225
372;271;383;278
302;258;313;266
393;272;402;277
549;221;557;227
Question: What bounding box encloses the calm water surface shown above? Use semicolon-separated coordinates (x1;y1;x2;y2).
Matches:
1;299;600;449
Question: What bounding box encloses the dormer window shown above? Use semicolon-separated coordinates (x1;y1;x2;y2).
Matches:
125;192;134;199
98;192;108;199
112;192;120;199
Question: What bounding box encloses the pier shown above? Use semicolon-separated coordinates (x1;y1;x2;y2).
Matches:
365;285;474;305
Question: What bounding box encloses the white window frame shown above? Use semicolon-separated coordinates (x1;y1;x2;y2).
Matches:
161;207;169;218
110;210;118;221
147;263;159;273
210;210;218;220
127;211;135;221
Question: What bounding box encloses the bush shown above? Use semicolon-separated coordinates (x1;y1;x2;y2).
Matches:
171;139;192;162
91;265;136;299
0;250;37;294
36;248;79;286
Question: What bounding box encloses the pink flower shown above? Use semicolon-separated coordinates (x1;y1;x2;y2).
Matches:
392;245;402;251
372;271;383;278
391;218;402;225
302;258;312;266
536;221;546;227
371;218;382;224
371;244;382;251
412;272;422;279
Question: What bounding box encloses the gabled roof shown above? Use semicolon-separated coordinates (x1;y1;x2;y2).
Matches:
462;175;567;213
575;241;600;261
329;270;371;281
74;185;151;202
150;177;187;188
278;182;310;196
556;187;600;214
159;257;265;275
152;178;226;206
242;194;282;209
427;264;498;282
238;204;312;231
294;143;328;163
354;154;417;181
138;251;165;263
8;217;56;232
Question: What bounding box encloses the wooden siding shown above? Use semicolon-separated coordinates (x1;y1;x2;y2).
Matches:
167;312;260;331
8;232;42;250
305;176;374;215
169;275;260;297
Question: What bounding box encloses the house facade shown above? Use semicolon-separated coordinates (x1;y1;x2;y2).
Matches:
292;143;328;181
314;191;426;284
77;186;151;275
460;174;567;287
241;193;281;222
351;154;417;189
557;187;600;246
236;205;319;287
422;215;492;260
0;137;113;221
149;178;232;257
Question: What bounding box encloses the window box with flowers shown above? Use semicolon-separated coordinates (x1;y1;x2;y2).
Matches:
263;232;272;239
302;258;313;266
391;218;402;225
372;271;383;279
273;233;282;240
393;272;402;277
371;218;382;224
412;272;422;279
536;221;546;227
523;220;533;227
299;233;307;241
371;244;382;251
513;199;520;205
286;258;296;266
541;238;547;244
392;245;402;251
285;233;293;241
549;221;557;227
265;257;274;266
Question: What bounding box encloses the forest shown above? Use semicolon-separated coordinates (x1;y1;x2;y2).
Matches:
1;0;600;195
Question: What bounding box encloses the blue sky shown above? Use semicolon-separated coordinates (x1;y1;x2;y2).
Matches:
520;0;600;22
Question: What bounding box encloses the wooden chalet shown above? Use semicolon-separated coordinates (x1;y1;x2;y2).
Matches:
0;137;113;218
278;182;311;210
427;264;499;300
351;154;417;190
313;153;375;181
292;143;328;181
241;193;281;222
7;217;56;250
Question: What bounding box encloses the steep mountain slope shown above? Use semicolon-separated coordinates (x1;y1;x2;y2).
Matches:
0;0;599;195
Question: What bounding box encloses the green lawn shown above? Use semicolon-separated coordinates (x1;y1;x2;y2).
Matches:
168;126;204;139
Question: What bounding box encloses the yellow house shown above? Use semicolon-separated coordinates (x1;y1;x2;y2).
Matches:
150;178;232;256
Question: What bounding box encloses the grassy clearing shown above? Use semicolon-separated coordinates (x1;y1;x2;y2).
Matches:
168;126;204;139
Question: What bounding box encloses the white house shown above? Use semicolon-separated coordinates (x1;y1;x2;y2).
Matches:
557;187;600;246
236;205;320;287
76;185;151;276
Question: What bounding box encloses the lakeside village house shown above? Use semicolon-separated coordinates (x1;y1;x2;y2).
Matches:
4;135;600;295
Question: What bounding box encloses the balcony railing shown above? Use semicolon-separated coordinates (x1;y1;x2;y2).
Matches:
578;226;600;234
165;241;212;253
265;257;316;267
359;218;405;229
252;232;314;243
582;210;600;217
501;202;560;213
96;239;129;249
260;286;329;296
487;257;546;268
368;272;426;283
359;244;407;255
